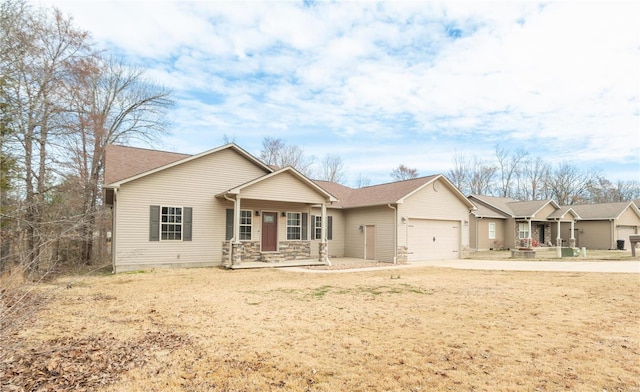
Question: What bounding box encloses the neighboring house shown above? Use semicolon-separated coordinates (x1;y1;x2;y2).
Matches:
561;202;640;250
104;143;475;272
468;195;579;250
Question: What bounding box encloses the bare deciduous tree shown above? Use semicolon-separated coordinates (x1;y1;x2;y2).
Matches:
1;0;92;275
469;157;496;195
390;164;418;181
61;56;173;263
317;154;346;184
448;151;470;195
586;177;640;203
546;162;598;205
496;145;528;198
259;137;315;176
518;156;550;201
354;173;371;188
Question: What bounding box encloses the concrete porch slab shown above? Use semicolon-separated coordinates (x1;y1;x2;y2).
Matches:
227;259;328;269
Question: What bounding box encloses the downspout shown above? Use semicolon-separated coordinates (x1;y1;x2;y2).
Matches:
112;188;117;274
388;204;397;264
224;194;236;266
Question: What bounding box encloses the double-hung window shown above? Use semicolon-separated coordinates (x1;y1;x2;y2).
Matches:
150;205;192;241
239;210;252;240
488;222;496;239
313;216;322;240
311;215;333;240
518;222;529;239
161;206;182;240
286;212;301;240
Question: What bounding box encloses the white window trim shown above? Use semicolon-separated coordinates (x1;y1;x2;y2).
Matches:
239;209;252;241
518;222;529;239
286;211;302;241
160;205;183;241
313;215;323;240
488;222;496;240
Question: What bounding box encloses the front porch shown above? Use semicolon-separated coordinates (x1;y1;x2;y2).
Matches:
227;258;328;269
227;257;387;270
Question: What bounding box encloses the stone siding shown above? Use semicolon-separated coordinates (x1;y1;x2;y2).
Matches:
397;246;408;263
222;240;311;263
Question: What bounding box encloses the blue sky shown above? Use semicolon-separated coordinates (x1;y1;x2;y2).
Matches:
40;0;639;186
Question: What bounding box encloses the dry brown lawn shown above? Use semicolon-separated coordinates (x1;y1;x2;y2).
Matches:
2;265;639;391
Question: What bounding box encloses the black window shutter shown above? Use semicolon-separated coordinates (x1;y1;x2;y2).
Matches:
149;205;160;241
183;207;192;241
328;216;333;240
311;215;316;240
225;209;234;240
302;213;308;240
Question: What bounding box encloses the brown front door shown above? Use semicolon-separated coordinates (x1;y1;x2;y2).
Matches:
262;212;277;252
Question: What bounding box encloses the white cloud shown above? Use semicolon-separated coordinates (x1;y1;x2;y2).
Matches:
36;0;640;182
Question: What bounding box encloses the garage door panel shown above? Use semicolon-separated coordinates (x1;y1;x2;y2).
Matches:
618;226;636;250
408;219;459;261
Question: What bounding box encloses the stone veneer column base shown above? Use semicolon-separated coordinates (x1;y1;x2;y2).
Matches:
319;242;328;264
231;243;241;266
396;246;408;263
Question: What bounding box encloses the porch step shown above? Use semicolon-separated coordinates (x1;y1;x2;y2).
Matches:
261;253;282;263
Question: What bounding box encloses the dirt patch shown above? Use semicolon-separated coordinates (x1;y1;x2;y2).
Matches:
3;267;639;391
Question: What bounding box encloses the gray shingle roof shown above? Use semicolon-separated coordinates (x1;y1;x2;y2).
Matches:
316;176;440;208
508;199;557;217
104;145;190;184
571;202;637;220
469;194;559;218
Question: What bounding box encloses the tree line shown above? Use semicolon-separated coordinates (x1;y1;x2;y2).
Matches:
1;0;173;276
262;138;639;205
446;146;639;205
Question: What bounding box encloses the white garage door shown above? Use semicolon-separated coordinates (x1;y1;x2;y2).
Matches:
617;226;637;250
407;219;460;261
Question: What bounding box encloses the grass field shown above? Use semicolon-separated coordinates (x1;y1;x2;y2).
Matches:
2;265;639;391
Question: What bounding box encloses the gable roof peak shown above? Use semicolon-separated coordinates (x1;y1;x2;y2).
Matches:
104;143;273;187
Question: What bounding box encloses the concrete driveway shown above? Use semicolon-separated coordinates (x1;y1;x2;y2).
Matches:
413;259;640;273
291;258;640;273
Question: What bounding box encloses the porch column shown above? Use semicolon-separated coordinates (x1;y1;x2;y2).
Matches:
232;196;242;265
319;203;330;265
556;220;562;257
527;219;532;248
569;220;576;247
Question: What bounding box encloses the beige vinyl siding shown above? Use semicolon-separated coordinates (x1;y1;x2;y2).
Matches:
469;215;479;250
570;221;612;249
232;200;311;246
344;206;395;261
239;172;328;204
533;203;557;219
113;148;268;272
309;207;345;257
397;180;470;255
504;219;517;249
616;207;640;227
471;218;506;250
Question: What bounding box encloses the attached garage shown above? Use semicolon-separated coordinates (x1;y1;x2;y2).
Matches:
407;219;460;261
617;226;637;249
